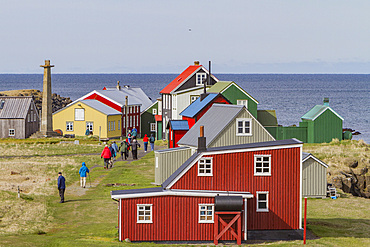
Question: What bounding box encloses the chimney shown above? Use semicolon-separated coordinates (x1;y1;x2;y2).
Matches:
197;126;206;153
323;97;329;106
194;61;200;65
200;61;211;101
117;81;121;90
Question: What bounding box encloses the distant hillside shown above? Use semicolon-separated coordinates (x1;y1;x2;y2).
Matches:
0;89;72;113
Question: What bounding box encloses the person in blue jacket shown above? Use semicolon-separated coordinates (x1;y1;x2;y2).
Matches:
79;162;89;188
57;172;66;203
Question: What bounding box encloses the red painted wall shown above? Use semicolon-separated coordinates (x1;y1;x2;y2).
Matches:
120;196;239;241
171;147;301;230
169;128;188;148
196;96;230;121
182;116;196;129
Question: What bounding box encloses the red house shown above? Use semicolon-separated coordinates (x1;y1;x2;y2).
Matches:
111;136;303;243
180;93;230;129
166;120;189;148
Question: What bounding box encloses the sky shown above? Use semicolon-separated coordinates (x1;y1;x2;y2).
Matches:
1;0;370;74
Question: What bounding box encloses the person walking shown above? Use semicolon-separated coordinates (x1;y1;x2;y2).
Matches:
149;134;155;151
119;138;130;160
130;137;141;160
143;134;149;152
131;127;137;139
127;130;132;143
101;145;112;169
79;162;89;188
112;141;119;161
57;172;66;203
108;143;115;168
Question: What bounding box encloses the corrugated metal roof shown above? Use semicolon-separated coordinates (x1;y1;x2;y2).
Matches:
302;152;311;160
0;96;32;119
82;100;122;115
302;152;328;168
160;65;202;94
177;104;244;147
155;146;190;153
168;120;189;131
111;187;163;196
179;93;219;118
301;105;343;121
257;110;278;126
163;138;303;188
208;81;259;104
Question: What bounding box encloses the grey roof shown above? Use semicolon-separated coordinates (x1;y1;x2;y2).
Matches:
177;104;244;147
0;96;32;119
155;146;190;153
302;152;328;168
302;152;310;160
95;87;152;112
163;138;303;188
111;187;163;196
82;100;122;115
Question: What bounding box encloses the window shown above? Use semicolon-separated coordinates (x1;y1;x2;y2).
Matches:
34;113;36;122
9;129;15;136
30;112;33;122
27;114;30;122
86;122;93;131
254;155;271;176
172;95;177;110
75;108;85;121
66;122;73;131
198;157;213;176
196;72;207;86
236;118;252;136
118;120;120;130
190;95;199;103
113;121;116;131
150;123;156;132
256;192;269;212
137;204;152;223
152;109;157;115
0;100;5;109
237;99;248;108
199;204;214;223
133;115;135;128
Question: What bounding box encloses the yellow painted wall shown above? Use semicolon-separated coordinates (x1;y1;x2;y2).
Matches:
107;115;122;138
53;102;122;139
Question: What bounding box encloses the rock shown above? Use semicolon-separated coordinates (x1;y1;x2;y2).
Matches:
360;167;369;175
349;161;358;168
10;171;20;175
357;176;366;190
125;238;131;243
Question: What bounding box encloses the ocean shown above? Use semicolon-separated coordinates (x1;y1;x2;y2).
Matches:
0;74;369;143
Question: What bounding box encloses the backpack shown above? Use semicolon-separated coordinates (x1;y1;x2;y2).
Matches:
150;136;155;143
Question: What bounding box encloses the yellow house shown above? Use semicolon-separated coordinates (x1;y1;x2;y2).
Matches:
53;99;122;139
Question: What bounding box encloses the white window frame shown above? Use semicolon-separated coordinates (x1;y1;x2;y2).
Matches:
86;122;93;131
137;204;153;223
237;99;248;108
190;95;199;103
196;72;207;86
74;108;85;121
254;155;271;176
152;108;157;115
256;191;269;212
66;122;73;131
236;118;252;136
199;204;214;223
9;129;15;136
198;157;213;176
150;122;156;132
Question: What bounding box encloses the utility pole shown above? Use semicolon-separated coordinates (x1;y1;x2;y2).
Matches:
125;96;128;138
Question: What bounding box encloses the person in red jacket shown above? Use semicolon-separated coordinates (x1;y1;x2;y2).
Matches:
101;145;112;169
143;134;149;152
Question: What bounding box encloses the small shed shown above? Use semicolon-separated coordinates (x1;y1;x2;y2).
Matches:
302;152;328;198
0;96;39;139
167;120;189;148
140;100;159;138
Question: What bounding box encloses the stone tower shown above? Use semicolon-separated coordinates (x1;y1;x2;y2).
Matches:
40;60;55;136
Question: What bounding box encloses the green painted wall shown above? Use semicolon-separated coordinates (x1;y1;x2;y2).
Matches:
311;109;342;143
221;84;258;118
140;102;158;138
157;121;162;140
266;126;307;142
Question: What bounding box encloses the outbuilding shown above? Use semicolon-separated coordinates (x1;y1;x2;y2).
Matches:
302;152;328;198
166;120;189;148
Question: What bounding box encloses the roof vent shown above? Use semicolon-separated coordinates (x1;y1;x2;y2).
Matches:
323;97;329;106
124;85;130;88
117;81;121;90
194;61;200;65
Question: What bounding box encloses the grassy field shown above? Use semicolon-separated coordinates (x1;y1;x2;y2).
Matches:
0;139;369;246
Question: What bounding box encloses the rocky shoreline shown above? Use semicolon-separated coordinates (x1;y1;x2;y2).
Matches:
0;89;72;113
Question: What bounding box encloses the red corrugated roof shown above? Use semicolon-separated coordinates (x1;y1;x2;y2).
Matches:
159;65;202;94
155;115;162;121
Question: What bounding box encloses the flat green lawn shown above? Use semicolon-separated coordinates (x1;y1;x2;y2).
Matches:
0;140;369;246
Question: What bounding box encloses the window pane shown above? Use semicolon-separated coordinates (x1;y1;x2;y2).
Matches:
258;202;267;209
145;206;150;210
207;206;212;210
259;194;267;200
238;121;243;127
263;157;269;161
245;121;250;127
139;216;144;220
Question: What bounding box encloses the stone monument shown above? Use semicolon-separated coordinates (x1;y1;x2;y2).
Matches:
40;60;55;136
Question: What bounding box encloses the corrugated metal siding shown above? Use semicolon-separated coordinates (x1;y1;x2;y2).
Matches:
120;196;215;241
302;158;327;197
155;147;192;184
171;147;301;230
313;110;343;143
210;110;274;148
0;119;26;138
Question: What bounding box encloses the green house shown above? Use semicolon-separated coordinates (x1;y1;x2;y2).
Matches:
207;81;258;118
140;100;159;138
301;98;343;143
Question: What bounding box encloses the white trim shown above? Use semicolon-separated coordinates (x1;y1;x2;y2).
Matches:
254;154;271;176
221;82;259;104
119;199;122;241
165;143;303;189
256;191;269;212
9;129;15;136
302;154;329;168
244;198;247;240
198;157;213;176
142;100;158;113
196;72;207;86
299;147;303;229
75;90;124;108
198;204;214;223
137;204;153;223
302;106;344;121
236;118;252;136
111;189;254;200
